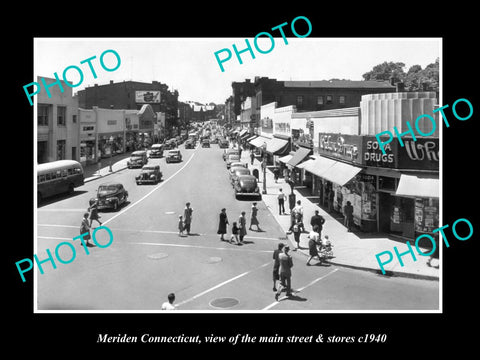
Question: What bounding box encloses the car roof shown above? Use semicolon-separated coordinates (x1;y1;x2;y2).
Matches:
99;182;123;187
238;174;256;180
132;151;146;155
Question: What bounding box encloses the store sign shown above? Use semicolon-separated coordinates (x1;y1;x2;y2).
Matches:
318;133;362;164
363;137;395;168
135;91;161;103
398;138;439;170
274;122;290;134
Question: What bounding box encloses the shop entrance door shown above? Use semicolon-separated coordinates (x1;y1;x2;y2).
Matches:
378;192;392;233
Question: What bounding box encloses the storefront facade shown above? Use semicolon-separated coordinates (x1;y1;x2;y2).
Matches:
79;109;97;165
307;133;439;238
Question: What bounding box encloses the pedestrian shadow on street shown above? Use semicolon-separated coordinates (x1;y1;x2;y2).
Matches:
241;239;255;245
186;233;201;236
278;293;307;303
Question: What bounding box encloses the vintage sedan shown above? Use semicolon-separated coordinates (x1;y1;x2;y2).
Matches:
226;154;241;169
136;165;162;185
185;140;196;149
166;149;183;163
228;162;247;171
223;148;239;161
149;144;164;158
201;139;210;148
89;182;128;211
127;150;148;169
230;166;251;184
233;175;261;199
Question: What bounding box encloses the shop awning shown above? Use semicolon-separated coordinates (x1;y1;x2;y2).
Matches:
266;138;289;154
278;154;293;164
240;131;250;140
396;174;439;198
296;158;316;169
303;156;362;186
239;129;248;137
321;161;363;186
246;135;257;142
287;147;311;167
249;136;269;148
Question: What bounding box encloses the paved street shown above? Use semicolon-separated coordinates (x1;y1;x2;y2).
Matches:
36;142;439;311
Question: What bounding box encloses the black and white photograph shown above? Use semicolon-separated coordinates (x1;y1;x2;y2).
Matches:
7;6;478;354
32;36;442;312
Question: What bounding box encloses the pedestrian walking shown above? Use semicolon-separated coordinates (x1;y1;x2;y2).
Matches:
277;188;286;215
273;167;280;183
250;151;255;165
88;200;102;227
249;202;262;231
293;200;305;232
217;208;229;241
292;219;301;251
161;293;176;310
310;209;325;238
272;243;285;291
306;225;322;266
80;212;95;247
288;208;297;233
275;245;293;301
328;188;334;212
230;221;241;245
183;202;193;235
178;215;184;236
238;211;247;243
343;201;354;232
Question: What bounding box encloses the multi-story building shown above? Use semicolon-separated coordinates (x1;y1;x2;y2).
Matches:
77;80;178;135
37;77;80;164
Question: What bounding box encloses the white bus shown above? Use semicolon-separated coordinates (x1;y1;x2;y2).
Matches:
37;160;84;203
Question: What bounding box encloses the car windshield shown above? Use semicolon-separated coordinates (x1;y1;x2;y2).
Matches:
98;185;119;194
240;178;256;185
228;155;240;161
142;167;156;171
235;169;250;175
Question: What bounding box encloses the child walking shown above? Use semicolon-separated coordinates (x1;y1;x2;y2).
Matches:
178;215;184;236
230;221;241;245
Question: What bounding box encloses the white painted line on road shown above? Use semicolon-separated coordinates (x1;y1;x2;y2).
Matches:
38;224;78;228
101;151;197;227
262;268;339;311
38;236;72;241
130;241;273;254
175;261;272;308
37;208;86;212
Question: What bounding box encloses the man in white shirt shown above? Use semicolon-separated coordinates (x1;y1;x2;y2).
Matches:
161;293;176;310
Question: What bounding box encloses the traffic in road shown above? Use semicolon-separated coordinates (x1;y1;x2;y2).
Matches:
36;131;439;311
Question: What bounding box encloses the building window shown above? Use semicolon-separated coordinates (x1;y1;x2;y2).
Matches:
296;95;304;107
317;96;324;105
72;114;77;123
326;95;333;104
57;140;66;160
38;104;49;126
339;95;346;105
57;106;66;126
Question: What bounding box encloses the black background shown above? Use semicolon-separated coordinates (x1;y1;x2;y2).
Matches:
6;3;477;355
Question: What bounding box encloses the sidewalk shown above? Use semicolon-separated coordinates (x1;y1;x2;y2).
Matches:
241;150;439;281
83;152;133;183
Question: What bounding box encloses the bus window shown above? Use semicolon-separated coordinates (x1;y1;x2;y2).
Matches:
46;173;52;181
68;168;73;175
62;169;68;177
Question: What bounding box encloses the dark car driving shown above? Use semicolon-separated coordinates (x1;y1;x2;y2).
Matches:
202;139;210;148
233;175;261;199
149;144;164;158
136;165;162;185
127;150;148;169
89;182;128;211
166;149;183;163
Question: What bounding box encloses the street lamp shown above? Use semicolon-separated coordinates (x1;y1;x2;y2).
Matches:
262;142;267;194
108;135;114;172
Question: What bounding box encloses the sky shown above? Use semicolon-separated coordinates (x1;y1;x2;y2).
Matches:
34;38;441;105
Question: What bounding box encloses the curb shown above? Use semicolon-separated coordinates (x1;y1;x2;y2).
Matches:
84;165;128;183
261;173;439;282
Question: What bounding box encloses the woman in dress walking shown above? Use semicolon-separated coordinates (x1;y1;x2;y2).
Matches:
217;208;229;241
249;202;262;231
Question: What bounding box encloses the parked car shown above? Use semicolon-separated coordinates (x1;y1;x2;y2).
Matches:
219;139;229;148
223;148;239;161
127;151;148;168
136;165;162;185
89;182;128;211
202;139;210;148
226;154;241;169
233;175;261;199
149;144;164;158
228;162;247;171
166;149;183;163
230;166;251;184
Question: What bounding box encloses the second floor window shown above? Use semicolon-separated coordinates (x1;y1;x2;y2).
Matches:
57;106;66;126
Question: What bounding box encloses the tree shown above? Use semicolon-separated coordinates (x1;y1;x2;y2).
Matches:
362;61;406;83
